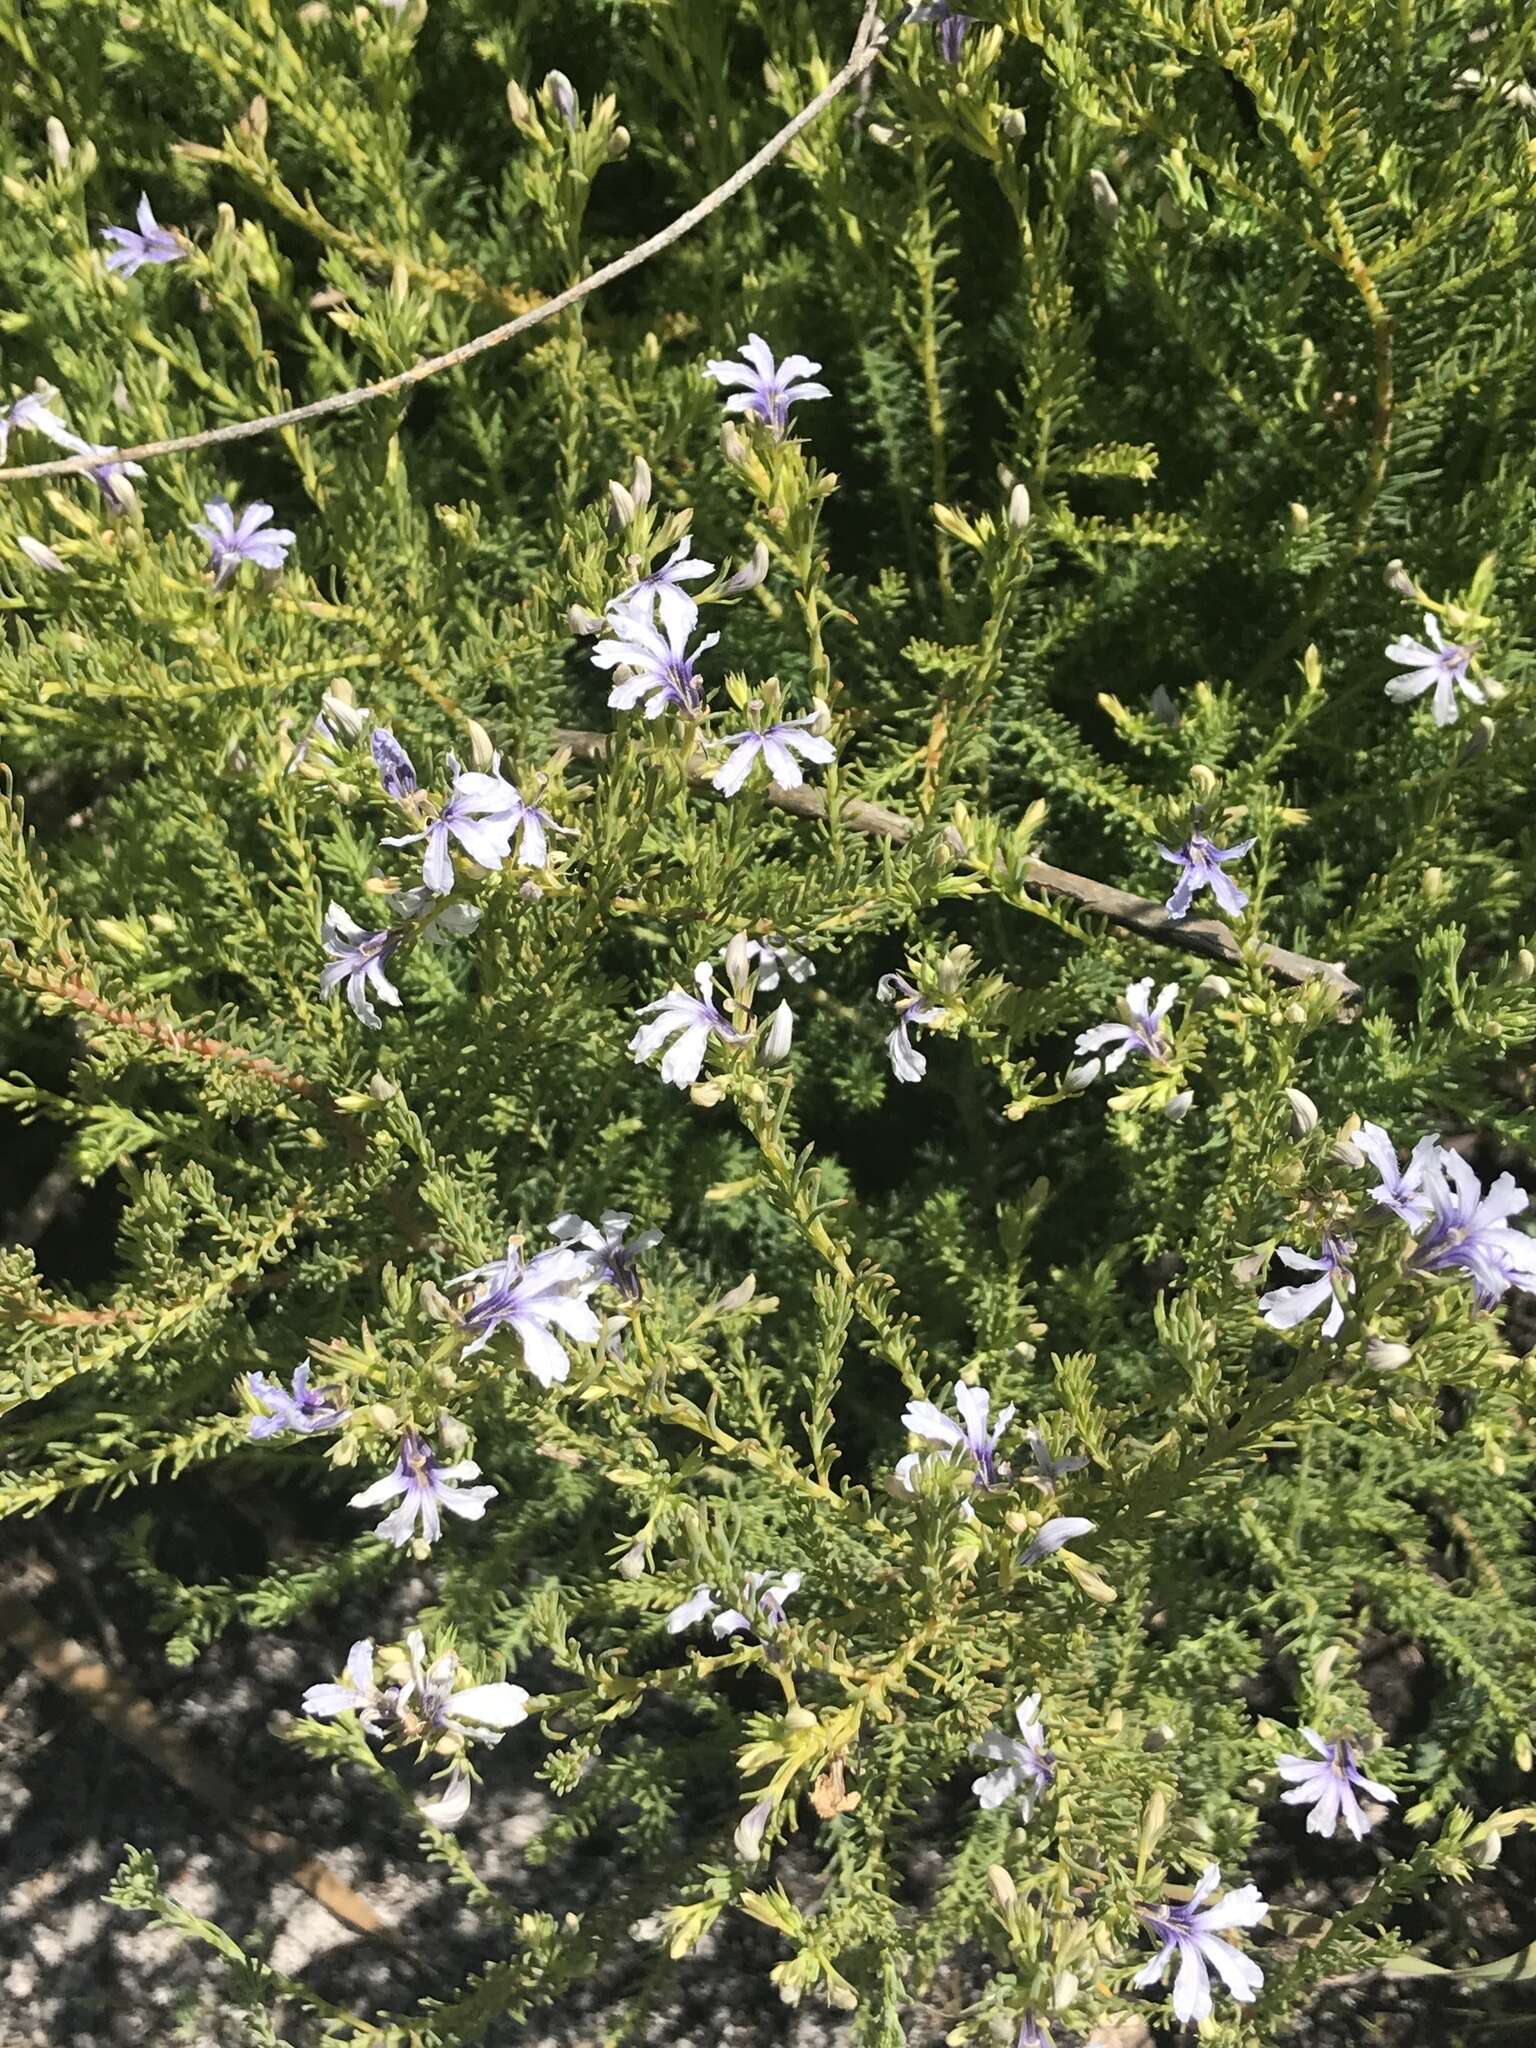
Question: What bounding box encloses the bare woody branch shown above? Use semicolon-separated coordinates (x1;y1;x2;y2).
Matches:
553;727;1362;1003
0;5;895;484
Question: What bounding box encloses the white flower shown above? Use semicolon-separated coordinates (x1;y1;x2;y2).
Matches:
971;1693;1054;1821
1384;613;1487;726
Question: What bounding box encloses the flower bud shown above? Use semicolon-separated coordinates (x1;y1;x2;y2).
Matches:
1285;1087;1319;1137
1289;500;1309;533
16;534;69;576
1088;166;1119;224
437;1412;472;1456
367;1069;399;1102
1284;1000;1308;1026
1000;109;1027;140
506;78;532;125
1149;684;1180;728
629;456;651;509
1192;974;1230;1009
607;124;631;160
45;117;71;168
1189;764;1219;796
726;541;770;594
543;69;578;127
986;1863;1018;1913
733;1797;773;1862
1366;1337;1412;1372
1473;1827;1504;1868
617;1541;647;1579
724;930;754;994
1458;715;1494;763
1064;1060;1099;1091
758;1000;794;1066
1163;1089;1194;1122
1007;481;1032;531
720;421;749;466
1383;557;1415;597
608;480;637;530
567;603;603;637
418;1281;452;1322
1518;948;1535;983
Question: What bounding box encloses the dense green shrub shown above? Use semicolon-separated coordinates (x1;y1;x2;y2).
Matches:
4;0;1536;2040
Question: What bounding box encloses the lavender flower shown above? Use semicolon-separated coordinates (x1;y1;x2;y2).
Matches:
591;604;718;718
1385;614;1488;727
704;334;831;437
1409;1148;1536;1307
349;1428;498;1548
301;1640;391;1734
878;972;944;1084
1276;1731;1396;1839
1353;1121;1437;1227
396;1630;530;1745
714;1571;803;1638
192;499;295;591
247;1360;348;1439
911;2;970;60
1014;2020;1056;2048
1071;977;1178;1082
100;193;184;276
450;1242;602;1384
898;1380;1014;1492
1258;1233;1355;1339
664;1584;718;1634
1023;1432;1089;1494
320;903;402;1028
610;537;715;640
1019;1516;1095;1566
1133;1865;1268;2025
382;754;523;894
712;712;835;798
629;964;746;1088
971;1693;1054;1822
0;390;145;505
0;390;69;463
371;727;418;799
739;936;814;993
1158;830;1256;921
547;1211;661;1300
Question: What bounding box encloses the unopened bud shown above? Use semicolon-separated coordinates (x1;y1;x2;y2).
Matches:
1458;715;1494;763
506;78;532;125
720;421;748;466
1143;1723;1177;1753
608;480;637;530
630;457;651;509
1000;109;1027;140
607;124;631;160
1517;948;1535;982
724;930;754;993
1284;1000;1308;1027
367;1069;399;1102
1088;166;1119;224
1064;1060;1100;1091
464;717;497;773
866;121;906;148
567;603;603;637
45;117;71;168
1422;865;1446;901
1366;1337;1412;1372
437;1412;472;1456
1289;500;1309;533
1384;557;1415;597
16;534;69;576
986;1863;1018;1913
1150;684;1180;728
543;70;578;127
418;1281;452;1321
617;1541;647;1580
733;1797;774;1863
1472;1827;1503;1868
726;541;770;594
1285;1087;1319;1137
783;1704;816;1731
1163;1089;1194;1123
1189;764;1219;796
1192;975;1230;1010
1007;481;1032;530
758;1000;794;1066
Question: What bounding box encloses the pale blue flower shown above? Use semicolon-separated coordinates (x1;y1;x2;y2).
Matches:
100;193;184;276
1023;1432;1089;1494
1353;1121;1438;1226
664;1584;718;1634
704;334;830;437
1259;1232;1355;1339
898;1380;1013;1491
247;1360;348;1439
740;936;814;993
382;754;523;894
1072;976;1178;1082
320;903;401;1028
1134;1865;1267;2025
192;499;296;590
371;727;418;798
1019;1516;1094;1566
0;389;145;505
1276;1731;1396;1839
971;1693;1054;1821
591;604;718;718
397;1629;529;1743
1385;614;1487;727
450;1242;602;1384
1158;830;1255;920
712;1570;802;1638
1409;1147;1536;1307
349;1428;497;1548
878;972;944;1083
610;537;715;640
630;964;746;1088
548;1211;661;1301
712;713;835;798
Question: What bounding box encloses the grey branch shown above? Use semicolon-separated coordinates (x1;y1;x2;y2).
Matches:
0;6;895;484
553;727;1361;1003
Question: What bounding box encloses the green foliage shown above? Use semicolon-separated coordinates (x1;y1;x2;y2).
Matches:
5;0;1536;2042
